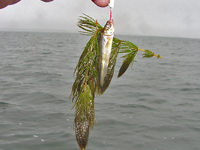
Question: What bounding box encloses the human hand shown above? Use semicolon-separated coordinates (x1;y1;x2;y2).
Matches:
0;0;110;9
0;0;53;9
92;0;110;7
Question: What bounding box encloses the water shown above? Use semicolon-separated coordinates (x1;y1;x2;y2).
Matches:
0;31;200;150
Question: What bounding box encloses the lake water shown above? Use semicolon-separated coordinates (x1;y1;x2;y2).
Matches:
0;31;200;150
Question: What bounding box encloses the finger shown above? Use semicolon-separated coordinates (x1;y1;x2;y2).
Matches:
0;0;12;9
0;0;20;9
9;0;21;5
0;0;52;9
41;0;54;2
91;0;110;7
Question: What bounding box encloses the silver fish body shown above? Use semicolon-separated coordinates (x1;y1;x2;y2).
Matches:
98;20;114;89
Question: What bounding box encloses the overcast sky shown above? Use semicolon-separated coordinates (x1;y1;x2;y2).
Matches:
0;0;200;38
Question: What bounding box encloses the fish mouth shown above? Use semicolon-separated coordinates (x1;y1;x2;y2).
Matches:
103;20;114;36
107;19;114;24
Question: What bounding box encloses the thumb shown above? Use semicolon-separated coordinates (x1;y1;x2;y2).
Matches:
41;0;54;2
91;0;110;7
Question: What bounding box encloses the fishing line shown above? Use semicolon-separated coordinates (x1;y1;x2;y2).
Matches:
109;0;114;20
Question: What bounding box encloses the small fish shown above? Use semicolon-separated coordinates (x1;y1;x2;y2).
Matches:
98;20;114;91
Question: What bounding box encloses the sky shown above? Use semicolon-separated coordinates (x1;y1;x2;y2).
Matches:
0;0;200;39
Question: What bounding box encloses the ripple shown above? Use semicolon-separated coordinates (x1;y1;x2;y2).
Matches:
120;104;155;111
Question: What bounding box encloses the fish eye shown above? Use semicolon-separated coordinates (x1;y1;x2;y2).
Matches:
106;24;110;28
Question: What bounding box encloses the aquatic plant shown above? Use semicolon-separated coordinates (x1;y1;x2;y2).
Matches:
70;14;162;150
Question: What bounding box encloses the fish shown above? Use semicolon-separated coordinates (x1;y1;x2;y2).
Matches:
98;20;114;92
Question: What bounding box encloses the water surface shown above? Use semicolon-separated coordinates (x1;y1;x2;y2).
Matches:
0;31;200;150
